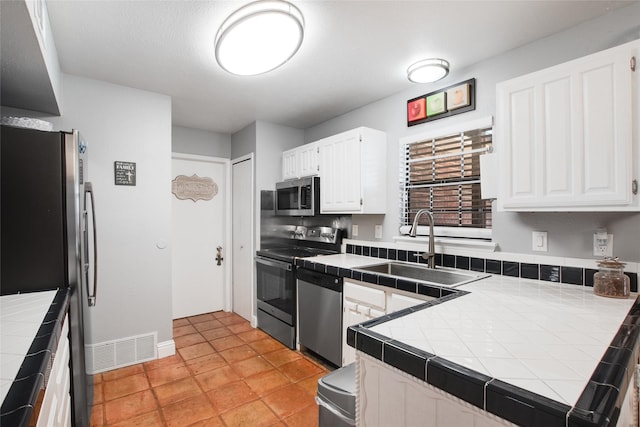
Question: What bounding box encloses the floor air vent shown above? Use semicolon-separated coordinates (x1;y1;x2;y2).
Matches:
86;332;157;373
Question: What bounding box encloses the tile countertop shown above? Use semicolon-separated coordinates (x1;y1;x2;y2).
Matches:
0;289;69;426
297;253;640;427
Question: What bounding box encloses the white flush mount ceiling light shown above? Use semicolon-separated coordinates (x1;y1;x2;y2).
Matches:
215;0;305;76
407;58;450;83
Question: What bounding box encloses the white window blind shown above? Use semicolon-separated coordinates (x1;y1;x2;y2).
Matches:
400;126;493;230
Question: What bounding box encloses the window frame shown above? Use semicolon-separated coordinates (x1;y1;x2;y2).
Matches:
398;116;494;239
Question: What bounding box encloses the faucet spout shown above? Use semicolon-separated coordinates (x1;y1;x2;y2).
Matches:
409;209;435;268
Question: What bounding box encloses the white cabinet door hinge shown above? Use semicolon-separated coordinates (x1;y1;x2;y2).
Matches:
631;56;636;72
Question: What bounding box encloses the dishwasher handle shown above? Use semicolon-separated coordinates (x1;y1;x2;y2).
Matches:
297;267;342;292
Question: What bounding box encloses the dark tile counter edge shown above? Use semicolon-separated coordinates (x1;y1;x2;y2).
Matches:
0;288;70;427
298;259;640;427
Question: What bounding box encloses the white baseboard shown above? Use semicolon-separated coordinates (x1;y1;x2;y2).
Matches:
157;339;176;359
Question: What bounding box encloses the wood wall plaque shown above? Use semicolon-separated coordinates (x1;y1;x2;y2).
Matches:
171;174;218;202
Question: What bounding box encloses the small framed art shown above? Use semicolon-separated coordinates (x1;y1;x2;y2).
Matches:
407;97;427;123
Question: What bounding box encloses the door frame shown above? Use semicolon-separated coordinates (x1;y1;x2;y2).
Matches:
231;153;256;326
171;152;232;312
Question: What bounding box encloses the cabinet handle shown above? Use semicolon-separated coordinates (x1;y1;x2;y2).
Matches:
631;56;636;72
633;180;638;196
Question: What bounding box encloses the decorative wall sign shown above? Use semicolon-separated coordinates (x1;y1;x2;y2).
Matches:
114;161;136;186
171;174;218;202
407;78;476;127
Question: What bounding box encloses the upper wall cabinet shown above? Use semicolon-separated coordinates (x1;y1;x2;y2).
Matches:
1;0;63;114
496;39;639;211
318;127;387;214
282;142;318;180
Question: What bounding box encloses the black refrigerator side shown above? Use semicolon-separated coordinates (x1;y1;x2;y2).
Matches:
1;125;67;292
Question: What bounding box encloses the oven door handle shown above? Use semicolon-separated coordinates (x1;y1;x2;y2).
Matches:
255;256;293;271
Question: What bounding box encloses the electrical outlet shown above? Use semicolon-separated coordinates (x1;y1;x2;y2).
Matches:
352;224;359;237
532;231;548;252
593;233;613;257
374;225;383;239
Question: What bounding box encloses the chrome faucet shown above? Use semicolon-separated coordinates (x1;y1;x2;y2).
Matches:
409;209;435;268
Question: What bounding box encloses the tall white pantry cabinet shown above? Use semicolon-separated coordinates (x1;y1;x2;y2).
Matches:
317;127;387;214
496;39;640;211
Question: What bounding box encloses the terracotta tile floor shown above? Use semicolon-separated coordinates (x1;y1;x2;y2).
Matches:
90;311;329;427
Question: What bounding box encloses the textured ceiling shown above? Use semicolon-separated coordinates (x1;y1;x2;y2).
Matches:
45;0;634;134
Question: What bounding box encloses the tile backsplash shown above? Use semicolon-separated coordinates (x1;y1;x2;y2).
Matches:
345;242;638;292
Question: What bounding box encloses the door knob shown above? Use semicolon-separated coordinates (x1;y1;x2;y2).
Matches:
216;246;224;266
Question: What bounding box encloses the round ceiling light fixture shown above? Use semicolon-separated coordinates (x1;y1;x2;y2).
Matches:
407;58;450;83
215;0;305;76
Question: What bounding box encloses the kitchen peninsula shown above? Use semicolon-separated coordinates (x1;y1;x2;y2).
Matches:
297;253;640;427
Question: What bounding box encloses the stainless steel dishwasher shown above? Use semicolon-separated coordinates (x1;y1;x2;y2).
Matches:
297;267;343;367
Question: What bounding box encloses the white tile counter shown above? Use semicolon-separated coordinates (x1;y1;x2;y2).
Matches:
0;289;69;427
370;275;634;406
297;253;640;427
0;290;58;403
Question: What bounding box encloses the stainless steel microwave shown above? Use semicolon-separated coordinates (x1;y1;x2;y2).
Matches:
275;176;320;216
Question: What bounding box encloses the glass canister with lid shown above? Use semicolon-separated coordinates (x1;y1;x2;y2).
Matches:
593;257;630;298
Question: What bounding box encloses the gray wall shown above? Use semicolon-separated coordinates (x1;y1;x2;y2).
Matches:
2;75;174;345
303;3;640;262
172;125;231;158
231;121;257;159
255;121;304;193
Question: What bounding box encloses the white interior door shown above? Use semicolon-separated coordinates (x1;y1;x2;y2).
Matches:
171;154;227;319
232;156;254;323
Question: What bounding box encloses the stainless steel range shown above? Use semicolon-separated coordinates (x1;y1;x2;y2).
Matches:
255;226;341;349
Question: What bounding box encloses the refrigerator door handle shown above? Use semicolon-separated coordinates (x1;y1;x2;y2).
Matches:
85;182;98;306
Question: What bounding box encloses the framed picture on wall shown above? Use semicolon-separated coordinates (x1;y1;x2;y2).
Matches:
446;83;470;110
407;97;427;123
426;92;446;116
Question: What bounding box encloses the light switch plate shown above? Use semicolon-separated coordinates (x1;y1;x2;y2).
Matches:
374;225;383;239
532;231;548;252
352;224;359;237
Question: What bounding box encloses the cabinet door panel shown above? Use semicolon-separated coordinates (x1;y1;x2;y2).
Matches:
343;303;368;366
507;87;537;201
320;131;362;212
543;76;573;198
282;149;297;180
297;143;318;177
580;58;629;203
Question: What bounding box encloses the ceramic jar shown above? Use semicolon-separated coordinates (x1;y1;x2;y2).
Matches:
593;258;630;299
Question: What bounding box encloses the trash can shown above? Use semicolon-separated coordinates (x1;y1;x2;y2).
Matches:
316;363;356;427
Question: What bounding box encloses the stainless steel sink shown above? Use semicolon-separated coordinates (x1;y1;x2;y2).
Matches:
355;261;488;287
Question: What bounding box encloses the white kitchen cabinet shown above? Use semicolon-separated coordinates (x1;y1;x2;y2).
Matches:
342;280;431;366
281;142;318;180
496;39;639;211
342;280;387;366
318;127;387;214
387;292;425;312
37;314;71;427
358;355;512;427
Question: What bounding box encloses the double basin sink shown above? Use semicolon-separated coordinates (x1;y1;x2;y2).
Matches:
355;261;488;288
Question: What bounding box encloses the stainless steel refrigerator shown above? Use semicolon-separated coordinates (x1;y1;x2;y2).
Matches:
1;124;97;426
